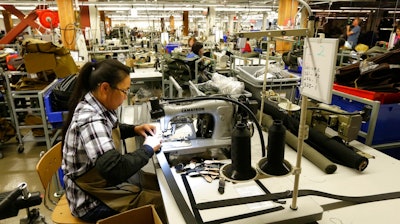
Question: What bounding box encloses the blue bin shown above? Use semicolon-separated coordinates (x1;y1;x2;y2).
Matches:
44;79;68;129
331;94;400;146
165;44;180;53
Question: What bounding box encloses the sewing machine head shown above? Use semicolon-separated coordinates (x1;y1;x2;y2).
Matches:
150;98;235;141
214;51;230;69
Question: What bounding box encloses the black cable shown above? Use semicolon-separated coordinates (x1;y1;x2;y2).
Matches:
166;95;266;157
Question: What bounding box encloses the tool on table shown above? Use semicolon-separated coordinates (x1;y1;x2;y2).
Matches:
218;177;225;194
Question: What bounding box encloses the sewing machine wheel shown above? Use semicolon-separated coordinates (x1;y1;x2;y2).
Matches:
196;113;214;138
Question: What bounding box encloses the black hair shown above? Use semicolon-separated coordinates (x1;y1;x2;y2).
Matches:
62;59;130;142
191;41;204;56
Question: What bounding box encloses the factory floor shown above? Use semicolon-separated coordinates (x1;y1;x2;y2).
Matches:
0;140;53;224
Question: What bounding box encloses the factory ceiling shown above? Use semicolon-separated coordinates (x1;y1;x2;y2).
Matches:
2;0;400;20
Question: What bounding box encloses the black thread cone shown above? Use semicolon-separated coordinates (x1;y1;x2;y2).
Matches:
223;123;256;181
260;120;290;176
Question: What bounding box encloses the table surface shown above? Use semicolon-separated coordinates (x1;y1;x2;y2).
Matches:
120;103;400;224
130;68;162;80
155;129;400;224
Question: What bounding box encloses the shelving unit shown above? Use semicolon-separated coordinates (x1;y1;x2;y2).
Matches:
0;70;15;159
2;72;58;153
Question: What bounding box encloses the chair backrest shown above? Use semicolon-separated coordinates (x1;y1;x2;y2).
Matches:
36;142;63;191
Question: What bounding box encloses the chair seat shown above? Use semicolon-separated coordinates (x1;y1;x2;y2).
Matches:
51;195;93;224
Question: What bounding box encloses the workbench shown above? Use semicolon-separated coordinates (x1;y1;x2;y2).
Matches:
128;68;162;104
155;129;400;224
121;103;400;224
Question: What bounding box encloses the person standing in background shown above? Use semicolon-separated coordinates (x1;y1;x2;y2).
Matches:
379;26;400;50
241;38;252;53
346;17;361;49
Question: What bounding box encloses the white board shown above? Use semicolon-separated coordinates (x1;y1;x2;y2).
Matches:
300;38;338;104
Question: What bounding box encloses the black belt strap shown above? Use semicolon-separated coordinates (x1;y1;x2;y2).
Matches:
203;206;284;224
197;189;400;210
156;152;197;223
181;175;284;224
255;179;271;194
181;174;204;224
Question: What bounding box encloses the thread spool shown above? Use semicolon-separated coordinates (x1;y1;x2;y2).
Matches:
258;120;291;176
221;122;257;181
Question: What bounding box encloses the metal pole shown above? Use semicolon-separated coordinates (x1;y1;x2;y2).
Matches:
291;94;308;209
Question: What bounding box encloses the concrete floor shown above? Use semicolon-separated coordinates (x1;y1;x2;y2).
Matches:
0;139;53;224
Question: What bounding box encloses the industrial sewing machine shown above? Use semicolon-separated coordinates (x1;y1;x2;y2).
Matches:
213;51;230;69
306;100;369;144
150;96;257;154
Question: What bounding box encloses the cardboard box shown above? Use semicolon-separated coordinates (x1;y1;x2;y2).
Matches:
24;53;78;78
97;205;163;224
24;53;56;74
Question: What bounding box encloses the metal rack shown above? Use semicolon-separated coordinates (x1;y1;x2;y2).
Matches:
0;70;14;159
2;72;57;153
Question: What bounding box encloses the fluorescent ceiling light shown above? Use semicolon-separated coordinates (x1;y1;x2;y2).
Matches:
137;7;205;11
324;16;368;20
108;14;206;19
217;8;271;12
97;7;131;11
340;7;399;10
312;9;371;13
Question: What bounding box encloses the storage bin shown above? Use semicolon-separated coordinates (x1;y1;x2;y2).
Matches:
43;79;67;128
331;93;400;146
333;83;400;104
165;43;180;54
236;66;300;102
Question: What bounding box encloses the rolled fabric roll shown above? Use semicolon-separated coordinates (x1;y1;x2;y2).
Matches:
258;111;337;174
259;101;369;171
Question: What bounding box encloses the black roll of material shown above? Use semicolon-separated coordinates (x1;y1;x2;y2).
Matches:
260;100;369;171
306;127;369;171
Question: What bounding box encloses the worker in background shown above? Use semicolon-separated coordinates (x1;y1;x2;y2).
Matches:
61;59;167;223
379;26;400;50
187;41;204;58
346;17;361;49
241;38;252;53
188;36;197;48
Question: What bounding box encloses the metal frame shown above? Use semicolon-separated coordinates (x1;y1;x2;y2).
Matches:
2;72;58;152
332;90;383;148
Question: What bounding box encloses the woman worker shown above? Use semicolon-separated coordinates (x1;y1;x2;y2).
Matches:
61;59;166;223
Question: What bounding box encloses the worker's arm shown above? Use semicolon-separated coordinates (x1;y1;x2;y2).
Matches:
346;25;353;36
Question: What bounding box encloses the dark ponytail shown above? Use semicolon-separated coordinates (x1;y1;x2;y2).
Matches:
62;59;130;143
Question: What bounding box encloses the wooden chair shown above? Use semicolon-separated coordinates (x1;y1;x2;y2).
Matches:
36;142;92;224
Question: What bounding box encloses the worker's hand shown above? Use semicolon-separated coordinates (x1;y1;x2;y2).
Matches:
134;124;156;137
144;135;161;152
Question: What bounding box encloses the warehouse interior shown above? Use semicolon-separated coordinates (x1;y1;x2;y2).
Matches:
1;0;400;223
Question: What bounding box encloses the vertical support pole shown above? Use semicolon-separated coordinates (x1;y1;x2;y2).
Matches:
291;94;308;210
258;41;270;126
228;14;234;34
262;13;268;30
56;0;76;50
169;15;175;35
276;0;298;53
2;10;13;33
183;11;189;36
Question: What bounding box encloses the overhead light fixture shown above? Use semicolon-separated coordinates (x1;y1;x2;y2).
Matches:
130;8;138;17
